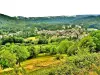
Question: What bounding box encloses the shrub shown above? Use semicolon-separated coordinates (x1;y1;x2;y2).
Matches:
38;38;48;44
50;46;57;55
27;46;38;58
67;43;78;56
48;53;100;75
55;54;64;60
57;40;74;54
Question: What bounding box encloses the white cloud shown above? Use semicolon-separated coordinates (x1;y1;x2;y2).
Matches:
0;0;100;17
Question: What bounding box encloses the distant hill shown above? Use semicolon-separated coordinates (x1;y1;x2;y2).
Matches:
0;14;100;32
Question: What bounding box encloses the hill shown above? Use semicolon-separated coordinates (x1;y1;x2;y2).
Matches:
0;14;100;33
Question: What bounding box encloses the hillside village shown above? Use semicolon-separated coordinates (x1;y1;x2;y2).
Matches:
0;25;86;39
0;24;97;40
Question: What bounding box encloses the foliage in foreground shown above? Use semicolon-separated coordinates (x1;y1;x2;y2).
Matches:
30;53;100;75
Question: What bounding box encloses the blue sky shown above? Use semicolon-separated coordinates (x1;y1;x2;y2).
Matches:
0;0;100;17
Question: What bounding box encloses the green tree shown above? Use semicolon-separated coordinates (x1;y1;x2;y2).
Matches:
57;40;74;54
90;30;100;52
67;43;78;56
0;50;16;69
14;45;29;66
50;46;57;55
28;46;38;58
38;38;48;44
78;36;96;52
1;36;24;45
8;44;30;66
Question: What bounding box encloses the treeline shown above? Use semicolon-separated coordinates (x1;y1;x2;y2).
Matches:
1;14;100;35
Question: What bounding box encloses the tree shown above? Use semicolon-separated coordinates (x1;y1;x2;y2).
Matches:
15;45;29;66
8;44;29;66
38;38;48;44
0;50;16;69
67;43;78;56
1;36;24;45
57;40;74;54
90;30;100;52
27;46;38;58
78;36;96;52
50;46;57;55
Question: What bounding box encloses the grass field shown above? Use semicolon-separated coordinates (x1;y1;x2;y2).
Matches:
24;37;38;41
0;54;66;75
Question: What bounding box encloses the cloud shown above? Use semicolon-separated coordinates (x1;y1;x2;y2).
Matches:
0;0;100;17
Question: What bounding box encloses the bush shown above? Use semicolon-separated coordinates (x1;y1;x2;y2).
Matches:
38;38;48;44
78;36;96;52
67;53;100;68
67;43;78;56
27;46;38;58
55;54;64;60
1;37;24;45
44;45;51;53
57;40;74;54
50;46;57;55
48;53;100;75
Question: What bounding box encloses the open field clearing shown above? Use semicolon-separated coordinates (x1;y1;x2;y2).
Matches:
0;55;66;75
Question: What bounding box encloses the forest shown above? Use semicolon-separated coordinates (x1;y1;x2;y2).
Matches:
0;14;100;75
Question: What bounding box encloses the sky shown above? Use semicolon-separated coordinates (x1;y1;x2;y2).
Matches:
0;0;100;17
